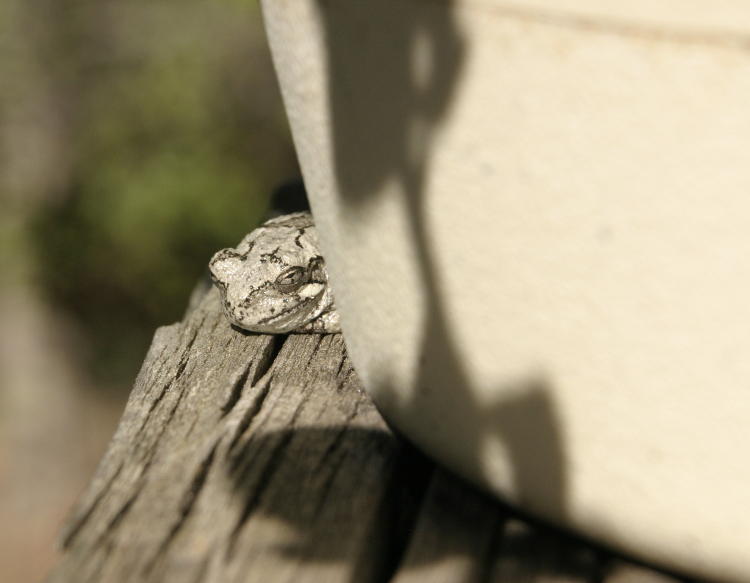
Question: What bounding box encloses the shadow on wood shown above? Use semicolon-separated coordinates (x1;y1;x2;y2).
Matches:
46;286;687;583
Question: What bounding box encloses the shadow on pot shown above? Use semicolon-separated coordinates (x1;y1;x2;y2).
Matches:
317;0;569;525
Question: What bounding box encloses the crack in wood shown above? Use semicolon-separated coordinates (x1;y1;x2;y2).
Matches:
60;461;125;550
371;445;435;583
310;407;362;479
173;325;201;381
309;427;362;520
335;355;349;379
47;283;685;583
144;443;220;574
226;387;273;459
99;487;142;547
250;334;286;386
220;362;254;416
304;334;325;369
225;430;296;561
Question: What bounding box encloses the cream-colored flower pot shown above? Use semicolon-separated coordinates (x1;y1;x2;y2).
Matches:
261;1;750;580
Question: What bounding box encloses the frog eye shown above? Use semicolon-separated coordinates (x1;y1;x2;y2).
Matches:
275;266;307;293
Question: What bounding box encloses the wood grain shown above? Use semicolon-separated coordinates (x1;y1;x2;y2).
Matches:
47;286;689;583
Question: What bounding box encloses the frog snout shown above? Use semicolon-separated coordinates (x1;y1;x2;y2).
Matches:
209;250;243;283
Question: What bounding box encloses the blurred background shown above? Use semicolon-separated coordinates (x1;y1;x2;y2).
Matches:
0;1;298;580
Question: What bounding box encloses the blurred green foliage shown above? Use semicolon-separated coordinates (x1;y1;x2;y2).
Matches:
17;0;298;388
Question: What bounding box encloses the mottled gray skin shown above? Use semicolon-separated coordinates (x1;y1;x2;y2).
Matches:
209;212;340;334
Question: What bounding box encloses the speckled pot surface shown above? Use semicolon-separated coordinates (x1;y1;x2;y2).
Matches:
262;1;750;580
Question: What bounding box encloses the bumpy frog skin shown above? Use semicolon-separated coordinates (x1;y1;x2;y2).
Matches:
209;212;340;334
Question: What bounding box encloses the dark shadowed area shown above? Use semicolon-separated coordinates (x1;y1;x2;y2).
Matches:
316;0;568;522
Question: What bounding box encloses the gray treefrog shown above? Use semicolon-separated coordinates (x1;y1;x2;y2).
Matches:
208;212;341;334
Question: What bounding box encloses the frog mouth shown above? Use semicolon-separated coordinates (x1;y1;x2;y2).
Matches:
246;294;324;333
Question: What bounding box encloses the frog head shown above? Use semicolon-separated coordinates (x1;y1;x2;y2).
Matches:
209;212;338;333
